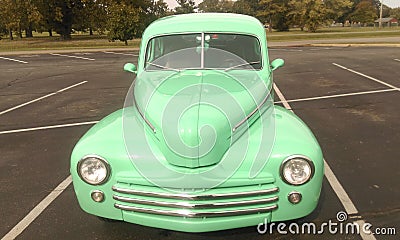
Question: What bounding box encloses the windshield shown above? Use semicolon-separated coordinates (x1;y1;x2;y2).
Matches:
145;33;262;71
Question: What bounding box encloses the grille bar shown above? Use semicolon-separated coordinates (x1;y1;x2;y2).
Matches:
113;195;278;209
114;203;278;218
112;185;279;200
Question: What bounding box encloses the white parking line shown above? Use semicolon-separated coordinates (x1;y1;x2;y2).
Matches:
1;176;72;240
0;81;87;116
394;59;400;62
273;83;376;240
50;53;95;61
0;120;99;239
332;63;399;90
0;56;28;64
103;51;138;56
274;88;398;104
0;121;99;135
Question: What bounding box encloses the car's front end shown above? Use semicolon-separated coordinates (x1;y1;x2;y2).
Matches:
70;13;324;232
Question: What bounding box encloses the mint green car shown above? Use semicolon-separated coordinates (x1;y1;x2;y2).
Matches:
71;13;324;232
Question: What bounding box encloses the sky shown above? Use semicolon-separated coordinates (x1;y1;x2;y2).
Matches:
384;0;400;8
165;0;400;10
165;0;202;9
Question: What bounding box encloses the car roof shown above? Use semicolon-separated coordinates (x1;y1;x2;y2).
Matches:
142;13;265;41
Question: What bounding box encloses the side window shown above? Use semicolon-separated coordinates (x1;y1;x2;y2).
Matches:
146;38;164;63
145;40;154;63
153;38;163;60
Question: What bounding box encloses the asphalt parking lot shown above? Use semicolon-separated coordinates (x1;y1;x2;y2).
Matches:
0;46;398;240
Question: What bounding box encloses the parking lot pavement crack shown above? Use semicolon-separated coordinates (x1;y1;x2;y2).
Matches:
0;73;34;90
359;207;400;219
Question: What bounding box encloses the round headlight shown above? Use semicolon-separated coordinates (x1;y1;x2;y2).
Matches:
280;156;314;185
77;155;110;185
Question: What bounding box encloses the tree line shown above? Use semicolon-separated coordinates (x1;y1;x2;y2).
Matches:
0;0;170;43
199;0;400;32
0;0;399;43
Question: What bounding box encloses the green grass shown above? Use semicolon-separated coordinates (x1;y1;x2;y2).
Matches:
266;27;400;41
0;33;141;52
0;27;399;52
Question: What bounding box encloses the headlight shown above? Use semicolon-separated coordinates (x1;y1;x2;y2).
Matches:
280;155;314;185
77;155;110;185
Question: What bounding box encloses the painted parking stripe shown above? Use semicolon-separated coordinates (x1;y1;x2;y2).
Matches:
273;83;376;240
0;56;28;64
0;81;87;116
1;176;72;240
274;88;398;104
50;53;95;61
394;59;400;62
0;120;99;239
0;121;99;135
103;51;138;56
332;63;399;90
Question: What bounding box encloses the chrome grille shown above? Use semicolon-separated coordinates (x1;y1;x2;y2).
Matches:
112;183;279;218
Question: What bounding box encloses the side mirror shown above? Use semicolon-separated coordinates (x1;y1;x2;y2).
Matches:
124;63;137;74
270;58;285;71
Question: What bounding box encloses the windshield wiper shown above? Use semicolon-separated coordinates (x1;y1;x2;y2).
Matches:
224;61;261;71
146;62;180;72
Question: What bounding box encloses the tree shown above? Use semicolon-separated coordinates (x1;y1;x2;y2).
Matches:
50;0;80;40
107;1;141;45
232;0;256;16
151;0;169;18
198;0;233;13
258;0;290;31
35;0;58;36
0;0;41;39
350;0;377;25
219;0;234;12
199;0;220;12
107;0;168;44
74;0;108;35
0;6;8;39
324;0;353;21
288;0;312;31
16;0;42;38
175;0;196;14
288;0;352;32
0;0;18;39
390;7;400;20
288;0;328;32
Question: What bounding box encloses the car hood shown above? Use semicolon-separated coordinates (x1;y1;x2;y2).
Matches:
133;69;271;168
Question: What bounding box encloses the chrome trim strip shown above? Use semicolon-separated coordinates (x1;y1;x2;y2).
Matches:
132;79;156;133
232;87;273;132
113;195;278;209
112;186;279;200
114;204;278;218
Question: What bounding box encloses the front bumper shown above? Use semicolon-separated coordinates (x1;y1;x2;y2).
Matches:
72;170;322;232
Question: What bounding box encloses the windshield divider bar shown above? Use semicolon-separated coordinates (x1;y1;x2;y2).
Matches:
201;32;204;69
